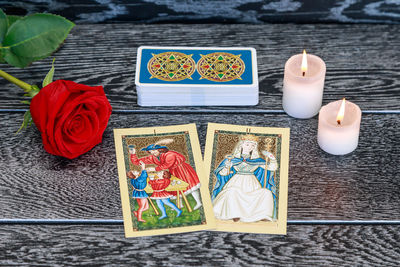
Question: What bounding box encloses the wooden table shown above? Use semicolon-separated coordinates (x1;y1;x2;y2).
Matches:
0;24;399;266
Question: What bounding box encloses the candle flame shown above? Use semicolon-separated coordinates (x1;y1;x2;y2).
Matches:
336;98;346;125
301;49;307;76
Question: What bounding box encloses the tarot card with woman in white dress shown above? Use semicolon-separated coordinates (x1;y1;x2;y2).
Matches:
204;123;290;234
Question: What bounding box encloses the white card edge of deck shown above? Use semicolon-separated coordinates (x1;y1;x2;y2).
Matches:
134;46;259;88
137;97;259;107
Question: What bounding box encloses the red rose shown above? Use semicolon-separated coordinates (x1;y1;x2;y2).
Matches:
30;80;112;159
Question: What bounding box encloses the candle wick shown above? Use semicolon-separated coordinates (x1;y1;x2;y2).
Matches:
302;71;305;77
337;120;341;125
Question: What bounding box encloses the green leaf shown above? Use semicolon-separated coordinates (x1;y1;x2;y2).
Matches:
7;15;22;28
1;13;74;68
16;110;33;134
43;58;55;87
0;9;7;43
20;100;30;105
0;49;39;68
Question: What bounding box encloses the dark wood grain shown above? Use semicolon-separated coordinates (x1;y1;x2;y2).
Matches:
1;224;399;266
0;20;399;264
1;112;399;220
2;0;400;24
0;24;399;111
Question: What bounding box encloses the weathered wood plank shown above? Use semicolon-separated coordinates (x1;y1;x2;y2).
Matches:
2;0;400;24
0;112;399;220
0;224;399;266
0;24;399;111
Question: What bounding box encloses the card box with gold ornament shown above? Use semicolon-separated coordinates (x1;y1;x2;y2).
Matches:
135;46;259;106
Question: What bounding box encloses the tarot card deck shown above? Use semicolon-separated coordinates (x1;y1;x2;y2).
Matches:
135;46;259;106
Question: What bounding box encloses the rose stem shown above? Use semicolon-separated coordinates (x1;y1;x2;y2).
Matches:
0;69;35;95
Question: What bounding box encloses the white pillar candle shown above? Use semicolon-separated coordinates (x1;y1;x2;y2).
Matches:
283;51;326;119
318;99;362;155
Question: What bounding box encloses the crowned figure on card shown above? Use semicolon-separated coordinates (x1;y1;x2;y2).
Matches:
211;134;278;222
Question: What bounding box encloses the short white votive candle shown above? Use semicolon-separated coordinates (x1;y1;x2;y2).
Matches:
283;52;326;119
318;99;362;155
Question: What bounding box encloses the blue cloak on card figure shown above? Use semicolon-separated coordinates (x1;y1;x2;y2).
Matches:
211;136;277;222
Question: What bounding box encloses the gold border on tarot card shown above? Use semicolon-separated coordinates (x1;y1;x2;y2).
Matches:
204;123;290;235
114;124;216;237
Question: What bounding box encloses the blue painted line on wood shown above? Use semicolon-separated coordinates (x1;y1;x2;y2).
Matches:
112;109;286;114
0;219;399;225
0;219;123;225
287;220;400;225
1;109;400;114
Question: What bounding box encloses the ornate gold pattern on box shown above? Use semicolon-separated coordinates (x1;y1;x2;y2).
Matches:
197;52;245;82
147;52;195;81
